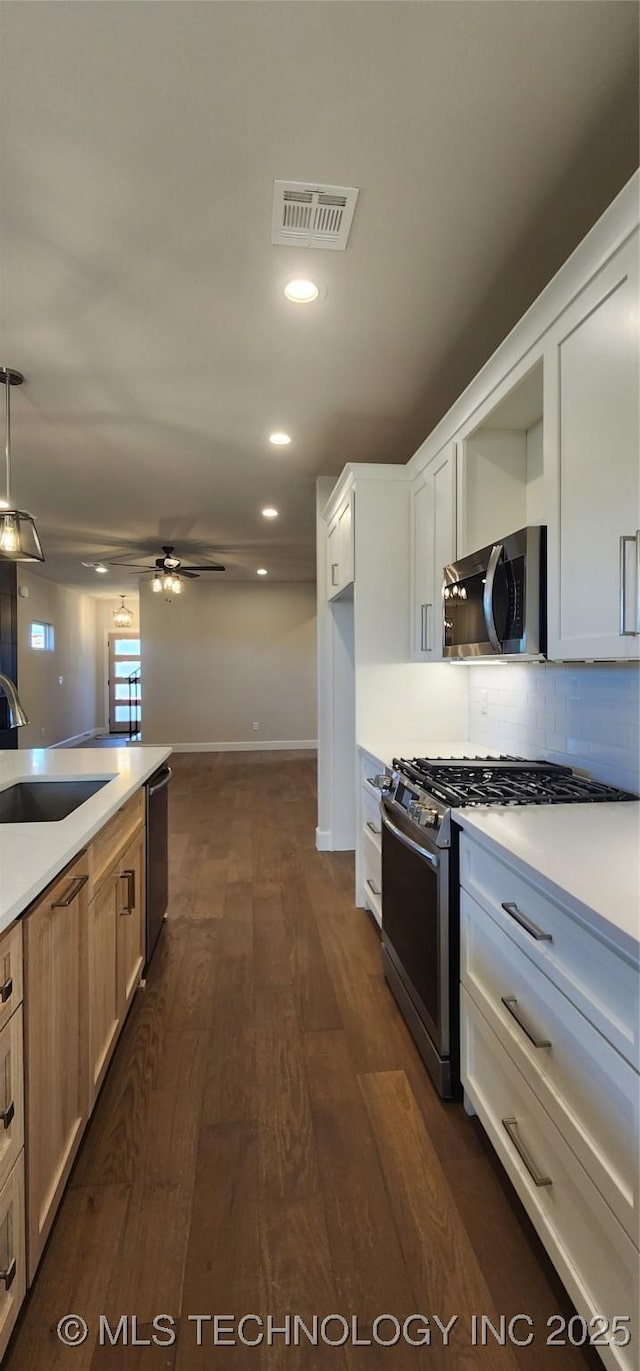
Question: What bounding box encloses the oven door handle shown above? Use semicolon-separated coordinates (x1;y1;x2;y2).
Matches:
381;802;439;870
482;542;503;654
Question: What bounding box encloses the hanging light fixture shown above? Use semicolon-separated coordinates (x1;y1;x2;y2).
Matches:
0;368;44;561
113;594;134;629
151;573;163;593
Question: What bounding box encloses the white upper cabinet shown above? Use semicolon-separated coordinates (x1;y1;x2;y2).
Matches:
545;232;639;660
411;443;456;660
326;490;355;601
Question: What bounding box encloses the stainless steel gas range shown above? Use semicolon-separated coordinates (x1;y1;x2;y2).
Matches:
379;756;637;1100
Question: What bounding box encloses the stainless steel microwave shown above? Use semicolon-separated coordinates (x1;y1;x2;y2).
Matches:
443;525;546;660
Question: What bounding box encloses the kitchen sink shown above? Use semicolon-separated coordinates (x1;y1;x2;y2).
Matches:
0;779;110;823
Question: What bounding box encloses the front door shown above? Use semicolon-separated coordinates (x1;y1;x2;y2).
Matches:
108;634;141;736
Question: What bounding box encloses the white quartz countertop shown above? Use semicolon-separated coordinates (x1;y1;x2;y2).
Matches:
358;739;496;771
455;802;640;963
0;746;172;934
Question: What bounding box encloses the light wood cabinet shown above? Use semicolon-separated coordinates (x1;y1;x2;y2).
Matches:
116;826;146;1018
545;232;639;661
0;1154;26;1363
0;923;23;1038
410;443;456;660
0;1007;24;1193
88;872;120;1103
89;816;146;1102
326;491;355;600
24;852;90;1281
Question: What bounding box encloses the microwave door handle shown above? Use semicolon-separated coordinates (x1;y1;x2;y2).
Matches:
482;543;503;653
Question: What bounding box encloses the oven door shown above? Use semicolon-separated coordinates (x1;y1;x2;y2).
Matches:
380;799;449;1057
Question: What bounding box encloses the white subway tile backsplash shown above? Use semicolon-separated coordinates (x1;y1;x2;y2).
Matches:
468;663;640;793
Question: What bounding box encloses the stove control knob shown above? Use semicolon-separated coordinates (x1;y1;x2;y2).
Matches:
423;807;439;828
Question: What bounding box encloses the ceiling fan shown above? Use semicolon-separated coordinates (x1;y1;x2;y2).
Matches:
110;544;226;579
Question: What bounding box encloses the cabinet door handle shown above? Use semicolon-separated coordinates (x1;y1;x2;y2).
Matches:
366;878;381;898
52;874;89;908
501;901;552;943
0;977;12;1005
502;1117;552;1187
501;996;551;1049
119;869;136;914
0;1100;14;1131
331;562;339;586
366;821;381;837
420;603;432;652
0;1257;16;1290
619;532;640;636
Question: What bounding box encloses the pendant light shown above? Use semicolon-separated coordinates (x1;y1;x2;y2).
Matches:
0;368;45;561
113;594;134;629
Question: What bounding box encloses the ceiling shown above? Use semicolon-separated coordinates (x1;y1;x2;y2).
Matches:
0;0;638;593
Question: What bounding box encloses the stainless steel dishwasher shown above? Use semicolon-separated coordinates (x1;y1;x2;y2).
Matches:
145;764;171;967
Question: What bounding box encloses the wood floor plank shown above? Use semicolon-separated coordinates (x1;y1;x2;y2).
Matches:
200;916;255;1126
360;1069;520;1369
4;1185;130;1371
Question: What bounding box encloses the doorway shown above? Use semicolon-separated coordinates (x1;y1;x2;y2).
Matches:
108;633;141;737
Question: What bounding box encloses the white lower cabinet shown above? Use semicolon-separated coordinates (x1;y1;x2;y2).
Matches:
462;988;638;1371
460;831;640;1371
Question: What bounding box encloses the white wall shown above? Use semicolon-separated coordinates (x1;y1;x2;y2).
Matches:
468;662;640;794
16;570;100;748
140;579;317;748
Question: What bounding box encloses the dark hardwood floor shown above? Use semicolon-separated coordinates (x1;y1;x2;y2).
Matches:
6;753;600;1369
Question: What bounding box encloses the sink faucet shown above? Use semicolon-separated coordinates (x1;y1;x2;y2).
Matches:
0;673;28;728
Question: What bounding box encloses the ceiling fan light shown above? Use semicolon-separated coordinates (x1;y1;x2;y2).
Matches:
172;576;182;594
0;509;45;562
152;574;163;593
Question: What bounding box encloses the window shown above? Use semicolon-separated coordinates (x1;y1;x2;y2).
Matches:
30;621;55;651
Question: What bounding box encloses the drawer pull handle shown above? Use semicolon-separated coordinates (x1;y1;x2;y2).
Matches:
366;821;381;837
501;901;552;943
119;869;136;914
52;874;89;908
0;977;12;1004
502;1117;552;1187
0;1258;16;1291
1;1101;14;1130
366;878;382;898
501;997;551;1050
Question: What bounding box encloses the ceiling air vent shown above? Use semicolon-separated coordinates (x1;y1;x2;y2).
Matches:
271;180;359;251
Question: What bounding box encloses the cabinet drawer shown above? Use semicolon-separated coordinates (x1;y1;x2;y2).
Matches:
91;789;144;893
461;890;639;1241
0;923;22;1036
361;787;382;848
0;1152;26;1364
362;832;382;926
0;1008;24;1194
461;986;638;1371
460;835;639;1067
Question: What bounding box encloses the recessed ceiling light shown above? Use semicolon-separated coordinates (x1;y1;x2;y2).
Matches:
261;507;278;519
95;564;108;574
284;278;319;304
256;568;268;576
269;432;291;446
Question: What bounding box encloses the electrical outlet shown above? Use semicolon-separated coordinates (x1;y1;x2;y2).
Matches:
58;675;64;686
480;689;489;716
252;721;259;731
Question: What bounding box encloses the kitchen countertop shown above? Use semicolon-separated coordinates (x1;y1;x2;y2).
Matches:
0;746;172;934
456;802;640;964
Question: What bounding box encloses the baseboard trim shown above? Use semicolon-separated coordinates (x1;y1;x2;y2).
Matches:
48;728;102;750
315;827;332;850
165;740;318;753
